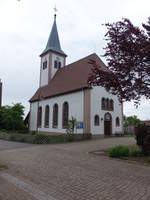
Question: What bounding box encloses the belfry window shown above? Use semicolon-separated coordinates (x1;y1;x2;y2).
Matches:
54;57;61;69
43;61;47;70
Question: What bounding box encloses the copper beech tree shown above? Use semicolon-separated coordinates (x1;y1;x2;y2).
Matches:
88;18;150;105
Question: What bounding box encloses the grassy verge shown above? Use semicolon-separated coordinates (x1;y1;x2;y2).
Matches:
108;145;143;158
0;165;8;170
107;145;150;165
0;131;92;144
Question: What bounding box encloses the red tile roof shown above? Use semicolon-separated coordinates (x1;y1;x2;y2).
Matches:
30;53;108;102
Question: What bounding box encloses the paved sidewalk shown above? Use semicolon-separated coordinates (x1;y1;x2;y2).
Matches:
0;137;150;200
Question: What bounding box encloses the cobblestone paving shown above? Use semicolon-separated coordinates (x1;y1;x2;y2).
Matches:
0;176;36;200
0;137;150;200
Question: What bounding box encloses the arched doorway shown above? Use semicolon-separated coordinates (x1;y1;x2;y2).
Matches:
104;113;112;136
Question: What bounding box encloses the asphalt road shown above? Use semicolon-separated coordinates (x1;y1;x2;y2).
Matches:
0;140;33;151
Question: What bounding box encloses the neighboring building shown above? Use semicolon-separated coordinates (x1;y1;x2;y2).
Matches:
124;125;136;135
0;79;2;108
29;14;123;136
142;120;150;127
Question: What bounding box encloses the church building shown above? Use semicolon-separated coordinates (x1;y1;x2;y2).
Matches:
29;14;123;136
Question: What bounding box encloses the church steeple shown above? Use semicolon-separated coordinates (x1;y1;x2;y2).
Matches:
39;13;67;87
40;14;66;57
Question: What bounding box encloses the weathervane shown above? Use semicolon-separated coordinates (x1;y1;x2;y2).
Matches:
54;5;58;19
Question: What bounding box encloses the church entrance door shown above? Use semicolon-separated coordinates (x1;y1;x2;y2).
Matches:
104;113;112;136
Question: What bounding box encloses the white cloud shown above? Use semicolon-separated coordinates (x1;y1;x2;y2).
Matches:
124;99;150;120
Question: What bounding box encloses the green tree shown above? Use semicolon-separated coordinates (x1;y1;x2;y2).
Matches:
66;116;77;134
0;103;25;131
124;115;140;127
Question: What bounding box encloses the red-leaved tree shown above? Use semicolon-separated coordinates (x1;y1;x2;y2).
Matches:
88;18;150;105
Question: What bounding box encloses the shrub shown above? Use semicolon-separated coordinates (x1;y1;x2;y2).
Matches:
0;131;92;144
65;133;92;142
82;133;92;140
32;134;66;144
31;131;37;135
32;133;51;144
9;133;34;143
109;145;129;158
0;132;10;140
135;124;150;155
148;157;150;163
0;132;34;143
66;116;77;134
130;149;143;157
19;128;29;134
65;134;75;142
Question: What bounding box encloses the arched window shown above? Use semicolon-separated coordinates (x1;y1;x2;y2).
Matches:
37;106;42;128
62;102;69;128
94;115;100;126
116;117;120;127
106;98;109;109
110;99;114;111
44;105;49;127
53;104;58;128
101;98;105;110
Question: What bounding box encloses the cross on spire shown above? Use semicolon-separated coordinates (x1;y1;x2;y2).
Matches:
54;5;58;20
40;5;66;57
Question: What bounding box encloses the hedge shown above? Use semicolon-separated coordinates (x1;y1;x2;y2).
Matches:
109;145;129;158
108;145;143;158
0;132;92;144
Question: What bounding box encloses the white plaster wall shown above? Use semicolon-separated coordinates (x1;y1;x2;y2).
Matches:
40;54;50;87
51;53;65;78
30;102;38;131
91;86;123;135
30;91;84;134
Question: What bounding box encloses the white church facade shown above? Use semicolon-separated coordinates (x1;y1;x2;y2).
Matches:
29;14;123;136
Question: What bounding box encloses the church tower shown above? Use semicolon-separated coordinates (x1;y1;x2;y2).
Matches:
39;14;67;87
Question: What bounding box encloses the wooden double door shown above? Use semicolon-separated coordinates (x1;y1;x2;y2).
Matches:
104;113;112;136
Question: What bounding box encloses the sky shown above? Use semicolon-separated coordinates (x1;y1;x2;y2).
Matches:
0;0;150;120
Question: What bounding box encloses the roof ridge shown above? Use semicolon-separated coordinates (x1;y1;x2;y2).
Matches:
30;53;110;103
60;53;98;70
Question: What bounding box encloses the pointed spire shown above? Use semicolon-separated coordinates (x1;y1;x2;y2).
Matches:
40;14;66;57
